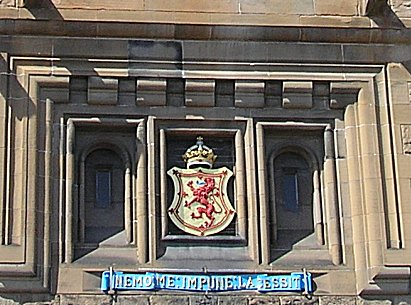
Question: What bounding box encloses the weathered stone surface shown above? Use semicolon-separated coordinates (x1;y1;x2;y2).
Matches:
249;296;280;305
189;295;218;305
145;0;238;13
357;299;392;305
88;76;118;105
59;295;112;305
314;0;358;15
0;0;15;7
401;125;411;154
185;79;215;107
330;83;360;109
117;296;150;305
56;0;144;10
151;296;189;305
390;0;411;17
319;296;356;305
240;0;314;15
137;78;167;106
280;296;319;305
235;81;265;108
0;296;19;305
3;0;411;301
282;81;313;109
218;296;248;305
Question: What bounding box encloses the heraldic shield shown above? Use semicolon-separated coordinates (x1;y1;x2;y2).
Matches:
167;136;236;237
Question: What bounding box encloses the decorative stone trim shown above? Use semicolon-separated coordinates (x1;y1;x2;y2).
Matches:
330;83;361;109
38;76;70;104
401;125;411;154
235;81;265;108
185;79;215;107
282;81;313;109
88;76;118;105
136;78;167;106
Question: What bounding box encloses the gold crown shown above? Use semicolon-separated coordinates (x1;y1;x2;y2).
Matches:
182;136;217;169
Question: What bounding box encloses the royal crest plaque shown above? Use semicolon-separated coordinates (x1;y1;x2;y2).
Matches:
167;137;235;236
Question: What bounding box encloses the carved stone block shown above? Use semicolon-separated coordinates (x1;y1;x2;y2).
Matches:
118;296;150;305
0;0;15;7
119;78;136;105
88;76;118;105
151;296;189;305
235;81;265;108
39;77;70;103
59;295;112;305
280;296;319;305
282;81;313;109
185;79;215;107
407;82;411;103
189;295;218;305
218;296;248;305
319;296;356;305
136;78;167;106
330;83;360;109
249;296;280;305
357;299;392;305
401;125;411;154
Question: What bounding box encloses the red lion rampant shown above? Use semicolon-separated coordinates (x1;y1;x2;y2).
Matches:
184;177;222;228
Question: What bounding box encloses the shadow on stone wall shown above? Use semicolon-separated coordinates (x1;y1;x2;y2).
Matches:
367;0;405;28
24;0;63;20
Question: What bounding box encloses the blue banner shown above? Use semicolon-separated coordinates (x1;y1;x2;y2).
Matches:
101;271;313;293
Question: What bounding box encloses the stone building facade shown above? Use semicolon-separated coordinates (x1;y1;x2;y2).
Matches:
0;0;411;304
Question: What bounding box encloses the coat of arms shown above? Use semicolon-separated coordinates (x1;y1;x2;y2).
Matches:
167;136;235;236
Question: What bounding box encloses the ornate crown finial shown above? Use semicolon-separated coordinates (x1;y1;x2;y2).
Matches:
182;136;217;169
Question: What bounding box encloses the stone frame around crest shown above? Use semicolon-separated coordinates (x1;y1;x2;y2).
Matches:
150;118;258;264
159;126;247;243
